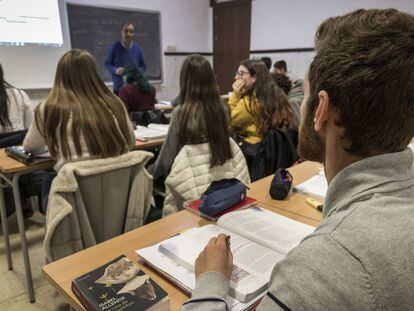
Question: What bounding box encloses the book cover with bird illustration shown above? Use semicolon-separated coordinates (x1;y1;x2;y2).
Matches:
72;255;169;311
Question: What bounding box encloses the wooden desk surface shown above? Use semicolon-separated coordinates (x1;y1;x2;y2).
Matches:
134;138;165;150
43;206;321;310
43;211;206;311
42;161;324;311
0;149;54;174
248;161;324;222
0;139;164;174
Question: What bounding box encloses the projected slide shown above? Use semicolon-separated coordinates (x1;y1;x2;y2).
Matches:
0;0;63;45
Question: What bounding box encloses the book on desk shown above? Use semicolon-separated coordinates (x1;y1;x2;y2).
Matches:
183;196;257;221
5;146;52;165
137;207;315;310
72;255;169;311
134;124;169;141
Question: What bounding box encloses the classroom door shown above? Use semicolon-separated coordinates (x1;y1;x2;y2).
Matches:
213;0;251;94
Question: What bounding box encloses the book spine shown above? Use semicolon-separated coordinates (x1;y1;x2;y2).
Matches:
71;282;96;311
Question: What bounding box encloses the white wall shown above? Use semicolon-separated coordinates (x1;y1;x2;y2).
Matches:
1;0;212;102
251;0;414;79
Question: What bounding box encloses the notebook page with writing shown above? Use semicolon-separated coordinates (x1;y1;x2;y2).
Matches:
217;208;316;256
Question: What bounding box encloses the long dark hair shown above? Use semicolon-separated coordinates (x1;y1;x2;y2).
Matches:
240;59;296;136
36;49;133;159
124;65;152;93
178;54;232;167
0;63;13;130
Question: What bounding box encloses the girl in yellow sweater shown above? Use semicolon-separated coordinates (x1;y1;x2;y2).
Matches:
228;59;296;164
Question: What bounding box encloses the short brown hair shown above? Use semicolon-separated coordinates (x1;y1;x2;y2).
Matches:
308;9;414;156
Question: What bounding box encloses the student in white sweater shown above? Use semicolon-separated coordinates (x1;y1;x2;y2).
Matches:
0;63;34;133
158;54;250;216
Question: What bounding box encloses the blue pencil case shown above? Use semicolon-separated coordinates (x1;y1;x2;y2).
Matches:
199;178;247;217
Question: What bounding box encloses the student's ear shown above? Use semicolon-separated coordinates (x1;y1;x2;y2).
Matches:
314;90;330;132
251;74;257;84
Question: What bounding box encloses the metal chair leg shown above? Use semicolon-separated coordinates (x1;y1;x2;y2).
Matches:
12;173;35;303
0;185;12;270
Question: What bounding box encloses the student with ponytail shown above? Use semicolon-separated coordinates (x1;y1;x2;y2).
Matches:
119;65;156;112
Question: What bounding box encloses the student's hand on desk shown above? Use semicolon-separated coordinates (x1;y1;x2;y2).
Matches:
116;67;125;75
195;234;233;280
232;79;246;95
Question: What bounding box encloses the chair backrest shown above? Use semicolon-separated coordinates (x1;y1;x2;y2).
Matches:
249;128;298;181
74;165;136;243
0;129;28;148
130;110;169;127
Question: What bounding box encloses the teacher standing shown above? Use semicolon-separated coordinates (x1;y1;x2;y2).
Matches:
105;21;147;95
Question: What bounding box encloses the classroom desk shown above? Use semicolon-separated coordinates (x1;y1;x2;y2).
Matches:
42;206;319;311
0;140;164;303
247;161;324;223
42;162;323;311
134;138;165;150
0;149;54;303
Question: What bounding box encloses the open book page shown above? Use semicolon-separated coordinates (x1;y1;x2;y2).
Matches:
134;125;168;140
294;174;328;198
217;208;316;256
137;239;265;311
159;225;284;302
147;123;170;132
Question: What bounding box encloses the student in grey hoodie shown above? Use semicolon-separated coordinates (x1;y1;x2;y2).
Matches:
183;8;414;311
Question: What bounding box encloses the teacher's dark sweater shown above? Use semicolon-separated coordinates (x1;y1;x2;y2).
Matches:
105;41;147;92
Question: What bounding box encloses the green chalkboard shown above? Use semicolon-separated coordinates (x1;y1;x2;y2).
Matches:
67;3;162;82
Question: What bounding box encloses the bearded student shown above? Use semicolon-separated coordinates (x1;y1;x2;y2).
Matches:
182;8;414;310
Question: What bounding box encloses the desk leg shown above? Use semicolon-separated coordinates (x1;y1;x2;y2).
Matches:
0;185;12;270
12;173;35;303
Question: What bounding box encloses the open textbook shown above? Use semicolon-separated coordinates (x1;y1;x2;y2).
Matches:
137;208;315;306
134;124;169;141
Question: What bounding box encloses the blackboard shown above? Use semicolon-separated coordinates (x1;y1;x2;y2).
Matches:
67;4;162;82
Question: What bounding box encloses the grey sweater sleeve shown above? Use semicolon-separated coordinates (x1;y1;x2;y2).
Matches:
150;106;182;180
182;272;230;311
182;235;378;311
256;234;378;311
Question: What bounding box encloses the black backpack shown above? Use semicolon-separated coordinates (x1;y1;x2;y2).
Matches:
248;128;298;182
130;110;169;127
